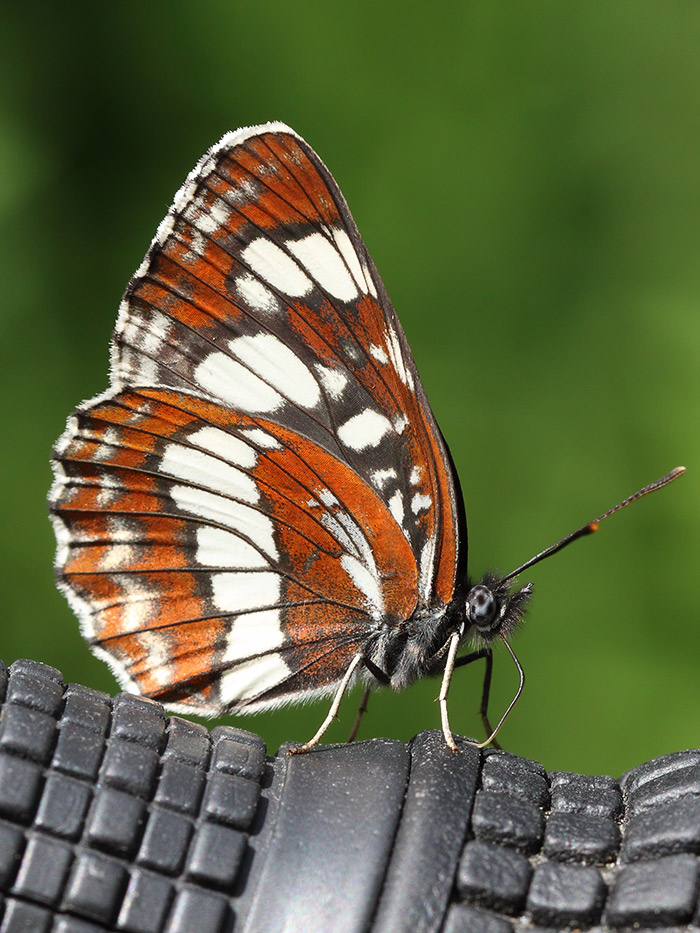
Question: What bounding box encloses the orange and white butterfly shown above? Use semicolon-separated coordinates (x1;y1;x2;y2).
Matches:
50;123;683;751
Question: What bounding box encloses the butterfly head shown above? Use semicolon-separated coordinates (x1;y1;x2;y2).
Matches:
465;575;532;645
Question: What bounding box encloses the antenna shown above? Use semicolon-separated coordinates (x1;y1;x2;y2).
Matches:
502;466;685;583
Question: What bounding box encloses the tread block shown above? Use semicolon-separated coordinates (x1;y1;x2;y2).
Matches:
111;694;166;751
52;917;107;933
622;795;700;862
442;903;514;933
62;850;128;925
34;773;91;841
85;787;147;857
211;728;266;781
456;840;531;914
0;754;43;824
100;738;159;799
480;755;550;808
483;750;546;778
8;660;62;685
471;791;544;854
164;887;230;933
202;772;260;830
543;811;621;864
11;834;73;907
549;772;623;819
625;761;700;817
185;822;247;890
620;750;700;796
6;663;63;716
0;898;52;933
526;861;605;926
605;853;700;926
52;723;104;781
163;719;210;768
153;760;206;816
0;704;56;764
0;821;25;890
116;868;174;933
61;684;112;733
61;689;110;736
137;808;193;876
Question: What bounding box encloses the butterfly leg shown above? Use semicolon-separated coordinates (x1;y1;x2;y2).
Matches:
288;652;364;755
462;636;525;750
453;647;500;748
346;686;371;743
345;657;390;743
438;631;462;754
478;649;500;749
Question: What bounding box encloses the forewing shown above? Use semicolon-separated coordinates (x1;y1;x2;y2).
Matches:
110;123;461;606
51;388;417;713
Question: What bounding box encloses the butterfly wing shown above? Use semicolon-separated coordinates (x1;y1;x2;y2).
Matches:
51;123;464;713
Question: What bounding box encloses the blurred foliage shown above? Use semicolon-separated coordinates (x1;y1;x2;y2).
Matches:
1;1;699;776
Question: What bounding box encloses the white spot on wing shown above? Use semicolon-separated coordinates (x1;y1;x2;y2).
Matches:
195;526;268;569
317;510;359;559
235;273;280;315
286;232;359;301
242;238;313;297
185;228;208;259
411;493;432;514
228;334;320;408
319;488;338;507
239;427;281;449
362;262;378;298
211;570;281;614
114;576;154;634
385;326;414;390
389;491;405;525
370;468;398;489
221;176;262;207
393;414;409;434
223;609;284;661
116;347;160;386
220;652;291;704
332;228;368;292
315;364;348;400
189;425;257;468
184;197;230;235
96;477;122;508
195;352;284;413
419;537;436;601
341;554;384;618
338;409;392;451
99;543;136;572
119;310;170;358
91;427;121;462
137;632;176;687
169;485;278;561
160;442;258;504
370;344;389;364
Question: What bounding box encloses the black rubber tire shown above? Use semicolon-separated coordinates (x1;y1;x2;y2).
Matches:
0;658;698;932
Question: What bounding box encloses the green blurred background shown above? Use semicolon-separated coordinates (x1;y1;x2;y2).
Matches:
2;2;698;777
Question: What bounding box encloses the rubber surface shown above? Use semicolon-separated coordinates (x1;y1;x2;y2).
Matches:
0;658;699;932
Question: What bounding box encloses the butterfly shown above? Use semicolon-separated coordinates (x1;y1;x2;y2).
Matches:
49;122;683;752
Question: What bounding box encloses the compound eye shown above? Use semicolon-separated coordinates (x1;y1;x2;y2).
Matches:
466;584;500;634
